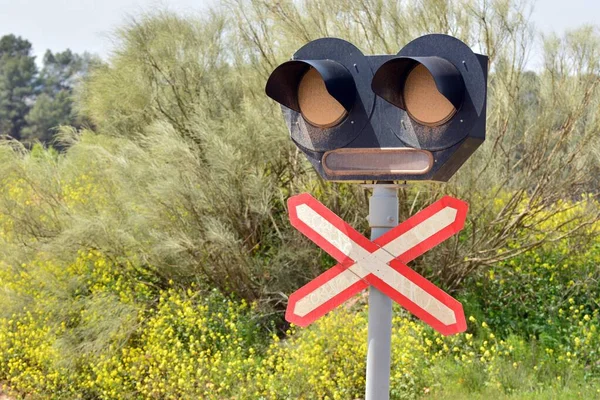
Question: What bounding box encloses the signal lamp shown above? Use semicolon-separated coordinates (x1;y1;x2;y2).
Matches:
402;64;457;126
372;56;465;128
297;67;348;128
265;34;488;183
265;58;357;130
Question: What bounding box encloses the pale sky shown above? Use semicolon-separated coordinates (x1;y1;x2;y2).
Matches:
0;0;598;67
0;0;215;61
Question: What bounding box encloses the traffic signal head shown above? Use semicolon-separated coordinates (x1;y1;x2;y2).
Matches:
265;34;488;182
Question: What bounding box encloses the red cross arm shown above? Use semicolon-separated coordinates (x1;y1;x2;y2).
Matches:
285;193;468;336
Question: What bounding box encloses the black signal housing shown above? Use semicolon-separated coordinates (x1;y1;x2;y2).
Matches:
265;34;488;182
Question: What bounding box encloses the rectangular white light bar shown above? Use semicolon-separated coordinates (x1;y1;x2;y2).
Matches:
322;148;433;177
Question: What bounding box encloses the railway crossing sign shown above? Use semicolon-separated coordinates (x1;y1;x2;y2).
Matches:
266;33;487;398
265;34;488;183
286;193;468;336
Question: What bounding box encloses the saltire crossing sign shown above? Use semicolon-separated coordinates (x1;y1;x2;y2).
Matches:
286;193;468;336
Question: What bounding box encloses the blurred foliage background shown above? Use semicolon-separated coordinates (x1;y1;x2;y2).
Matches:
2;0;600;398
0;34;99;146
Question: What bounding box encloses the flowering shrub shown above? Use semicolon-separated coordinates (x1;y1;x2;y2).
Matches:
2;247;600;399
254;306;431;400
87;288;265;399
0;269;433;400
0;310;74;397
466;198;600;347
2;152;600;399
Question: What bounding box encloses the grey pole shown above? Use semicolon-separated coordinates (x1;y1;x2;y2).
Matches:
365;183;399;400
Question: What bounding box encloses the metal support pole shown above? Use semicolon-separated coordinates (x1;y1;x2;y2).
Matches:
365;184;399;400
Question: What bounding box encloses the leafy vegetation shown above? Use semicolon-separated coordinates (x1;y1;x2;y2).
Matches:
2;232;600;398
0;35;98;146
1;0;600;398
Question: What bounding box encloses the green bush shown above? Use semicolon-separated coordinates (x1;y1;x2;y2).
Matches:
464;198;600;359
1;239;600;399
3;0;600;399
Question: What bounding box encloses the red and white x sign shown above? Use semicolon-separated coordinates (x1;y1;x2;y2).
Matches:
286;193;468;336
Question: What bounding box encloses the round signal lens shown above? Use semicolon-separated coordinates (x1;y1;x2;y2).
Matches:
403;64;456;126
298;68;348;128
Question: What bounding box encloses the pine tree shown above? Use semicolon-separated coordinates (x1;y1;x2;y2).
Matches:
0;35;37;140
21;49;99;145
